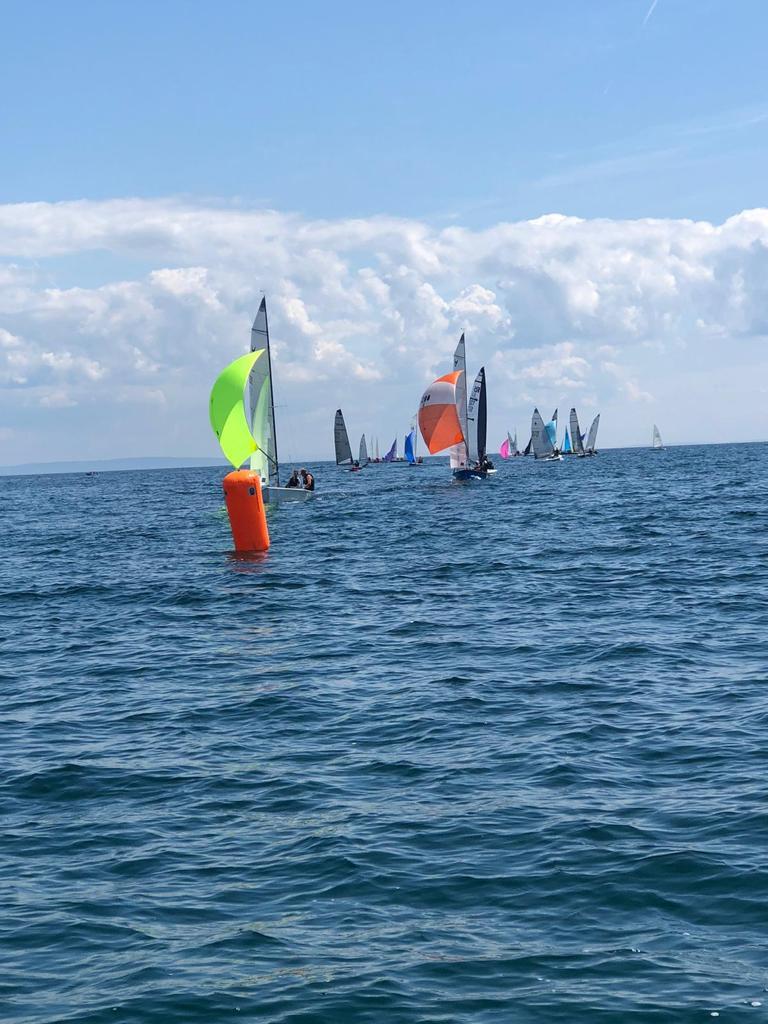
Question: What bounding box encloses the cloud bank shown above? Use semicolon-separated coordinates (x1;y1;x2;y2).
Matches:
1;198;767;463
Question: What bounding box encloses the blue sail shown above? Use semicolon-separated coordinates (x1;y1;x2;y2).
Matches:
404;429;416;463
383;438;397;462
545;420;557;448
563;427;572;453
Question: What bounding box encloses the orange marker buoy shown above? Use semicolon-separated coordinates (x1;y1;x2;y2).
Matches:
222;470;270;552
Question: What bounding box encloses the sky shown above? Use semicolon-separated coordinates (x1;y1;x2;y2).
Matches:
2;0;768;464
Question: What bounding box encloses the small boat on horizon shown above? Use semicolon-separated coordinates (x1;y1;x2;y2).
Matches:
652;424;665;450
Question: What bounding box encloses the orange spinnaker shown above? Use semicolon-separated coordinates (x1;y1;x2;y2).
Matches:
222;470;270;552
418;370;465;454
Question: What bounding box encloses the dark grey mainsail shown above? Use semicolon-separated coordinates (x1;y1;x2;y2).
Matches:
570;408;584;455
334;409;353;465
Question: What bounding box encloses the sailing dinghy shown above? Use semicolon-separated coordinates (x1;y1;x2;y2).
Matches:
418;333;491;479
584;414;600;455
245;298;311;502
570;408;585;457
359;434;370;467
404;420;423;465
652;424;665;450
334;409;358;470
531;408;562;461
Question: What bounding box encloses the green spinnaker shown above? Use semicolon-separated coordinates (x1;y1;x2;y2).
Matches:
209;349;265;468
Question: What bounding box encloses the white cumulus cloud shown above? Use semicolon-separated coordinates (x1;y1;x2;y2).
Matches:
1;197;767;463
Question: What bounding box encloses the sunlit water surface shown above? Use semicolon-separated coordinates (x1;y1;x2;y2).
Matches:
2;445;768;1023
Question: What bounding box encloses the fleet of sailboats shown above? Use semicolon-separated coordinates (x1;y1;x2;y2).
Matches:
213;304;638;504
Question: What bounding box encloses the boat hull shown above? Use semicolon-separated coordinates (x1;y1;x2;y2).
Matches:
452;468;489;480
263;486;313;503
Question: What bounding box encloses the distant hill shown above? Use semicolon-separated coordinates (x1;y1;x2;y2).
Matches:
0;456;228;477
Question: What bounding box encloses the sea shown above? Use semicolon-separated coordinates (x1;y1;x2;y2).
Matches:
2;444;767;1023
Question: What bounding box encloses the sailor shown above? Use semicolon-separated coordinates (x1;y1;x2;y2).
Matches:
286;469;301;488
300;468;315;491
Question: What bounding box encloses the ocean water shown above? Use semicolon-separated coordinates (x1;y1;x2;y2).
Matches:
2;444;768;1023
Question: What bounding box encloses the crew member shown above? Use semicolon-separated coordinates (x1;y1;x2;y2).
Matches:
300;468;315;491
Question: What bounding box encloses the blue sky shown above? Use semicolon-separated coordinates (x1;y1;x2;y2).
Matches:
3;0;767;223
1;0;768;463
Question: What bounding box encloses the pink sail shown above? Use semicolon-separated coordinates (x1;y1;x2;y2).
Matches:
499;437;510;460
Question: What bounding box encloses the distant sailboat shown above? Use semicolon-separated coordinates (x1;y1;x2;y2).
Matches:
418;333;491;479
334;409;354;467
404;419;423;465
652;424;665;450
562;427;572;454
531;407;562;461
382;437;397;462
500;435;511;459
584;414;601;455
545;408;558;450
510;429;519;455
570;408;585;457
248;298;311;502
359;434;370;466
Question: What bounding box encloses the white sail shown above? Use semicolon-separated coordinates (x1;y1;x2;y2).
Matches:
448;444;468;470
585;414;600;452
334;409;353;464
652;424;664;449
531;408;555;459
359;433;369;465
374;437;380;460
248;298;278;485
466;368;485;463
570;408;584;455
453;334;468;436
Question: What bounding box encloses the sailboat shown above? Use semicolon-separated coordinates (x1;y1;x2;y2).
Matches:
562;427;572;454
531;407;562;461
382;437;397;463
499;429;520;459
584;414;600;455
652;424;665;450
404;420;423;465
545;408;559;450
418;333;491;480
211;344;312;501
359;434;370;467
246;298;311;502
334;409;356;469
570;408;585;457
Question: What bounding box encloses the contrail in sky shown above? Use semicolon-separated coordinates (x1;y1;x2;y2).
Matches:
642;0;660;27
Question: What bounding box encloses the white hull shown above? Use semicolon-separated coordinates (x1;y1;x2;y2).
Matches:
263;486;313;503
